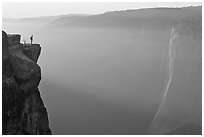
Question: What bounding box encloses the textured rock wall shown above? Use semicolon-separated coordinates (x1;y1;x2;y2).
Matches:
147;15;202;135
2;30;52;135
7;34;21;46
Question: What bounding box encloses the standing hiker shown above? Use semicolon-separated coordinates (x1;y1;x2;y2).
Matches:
30;35;33;44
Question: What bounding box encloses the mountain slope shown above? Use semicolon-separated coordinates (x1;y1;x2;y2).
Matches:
46;6;201;30
148;13;202;135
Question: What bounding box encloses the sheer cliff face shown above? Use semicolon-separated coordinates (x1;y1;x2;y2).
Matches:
2;31;52;135
148;16;202;135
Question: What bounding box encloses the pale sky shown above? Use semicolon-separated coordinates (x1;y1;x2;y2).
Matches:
2;2;201;18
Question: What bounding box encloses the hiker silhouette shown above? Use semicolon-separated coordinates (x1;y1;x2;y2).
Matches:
30;35;33;44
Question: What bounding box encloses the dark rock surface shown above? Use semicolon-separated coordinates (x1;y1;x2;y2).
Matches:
2;30;52;135
7;34;21;46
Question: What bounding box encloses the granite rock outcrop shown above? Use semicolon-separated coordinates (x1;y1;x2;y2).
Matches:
2;30;52;135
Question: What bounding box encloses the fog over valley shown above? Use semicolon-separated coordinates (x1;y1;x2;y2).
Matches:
2;5;202;135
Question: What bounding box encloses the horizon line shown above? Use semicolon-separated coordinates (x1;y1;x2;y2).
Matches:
2;5;201;20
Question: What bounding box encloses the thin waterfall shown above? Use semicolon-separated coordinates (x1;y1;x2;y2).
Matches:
147;27;179;134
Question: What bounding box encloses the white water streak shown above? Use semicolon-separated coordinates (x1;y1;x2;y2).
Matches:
148;27;179;133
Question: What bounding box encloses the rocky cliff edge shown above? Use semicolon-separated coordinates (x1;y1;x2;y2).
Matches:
2;30;52;135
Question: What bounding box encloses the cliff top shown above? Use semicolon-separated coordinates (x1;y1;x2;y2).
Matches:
4;32;41;63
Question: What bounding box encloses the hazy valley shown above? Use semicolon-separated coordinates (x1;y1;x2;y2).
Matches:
2;6;202;134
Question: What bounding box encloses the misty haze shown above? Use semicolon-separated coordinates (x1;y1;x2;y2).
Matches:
2;3;202;135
